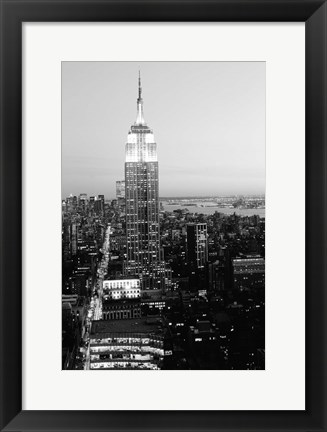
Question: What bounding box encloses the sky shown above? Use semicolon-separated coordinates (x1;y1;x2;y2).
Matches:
62;61;265;199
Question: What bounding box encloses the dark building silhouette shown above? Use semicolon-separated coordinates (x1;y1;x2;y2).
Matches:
187;223;208;269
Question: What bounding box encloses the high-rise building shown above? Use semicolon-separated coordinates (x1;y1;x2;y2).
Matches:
187;223;208;269
65;194;77;212
116;181;126;209
208;260;225;292
78;193;87;212
89;196;95;211
92;195;104;215
232;255;265;290
124;73;168;291
116;181;125;199
71;223;78;256
98;194;105;213
79;193;87;202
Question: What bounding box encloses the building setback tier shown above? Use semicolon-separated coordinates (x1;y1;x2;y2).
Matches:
124;73;170;291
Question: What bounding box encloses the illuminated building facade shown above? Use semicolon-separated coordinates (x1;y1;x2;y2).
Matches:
102;279;141;300
124;74;168;291
232;256;265;290
89;319;166;370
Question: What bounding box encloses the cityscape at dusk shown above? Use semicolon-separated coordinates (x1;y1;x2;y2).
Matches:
62;61;265;198
62;63;265;370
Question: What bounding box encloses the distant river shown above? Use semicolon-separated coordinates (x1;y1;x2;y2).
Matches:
161;202;265;217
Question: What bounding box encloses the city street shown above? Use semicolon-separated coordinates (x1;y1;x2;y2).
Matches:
84;224;111;370
93;223;111;320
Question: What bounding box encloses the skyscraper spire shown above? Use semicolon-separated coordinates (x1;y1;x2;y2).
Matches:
138;70;142;100
125;74;168;292
136;70;145;125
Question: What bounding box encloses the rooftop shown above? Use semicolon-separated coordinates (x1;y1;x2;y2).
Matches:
102;298;141;307
90;318;164;336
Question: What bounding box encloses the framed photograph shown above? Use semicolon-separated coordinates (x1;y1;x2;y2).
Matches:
0;0;326;431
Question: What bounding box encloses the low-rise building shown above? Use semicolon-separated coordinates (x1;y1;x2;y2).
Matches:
102;298;141;320
103;278;141;299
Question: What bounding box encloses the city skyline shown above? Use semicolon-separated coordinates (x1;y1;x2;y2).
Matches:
62;64;265;370
62;61;265;198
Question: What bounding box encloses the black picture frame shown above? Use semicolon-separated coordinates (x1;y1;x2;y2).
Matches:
0;0;326;431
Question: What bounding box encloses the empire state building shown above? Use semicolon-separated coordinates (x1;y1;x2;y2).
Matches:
124;74;168;291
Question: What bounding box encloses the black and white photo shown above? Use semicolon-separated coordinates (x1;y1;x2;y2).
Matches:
62;61;265;371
